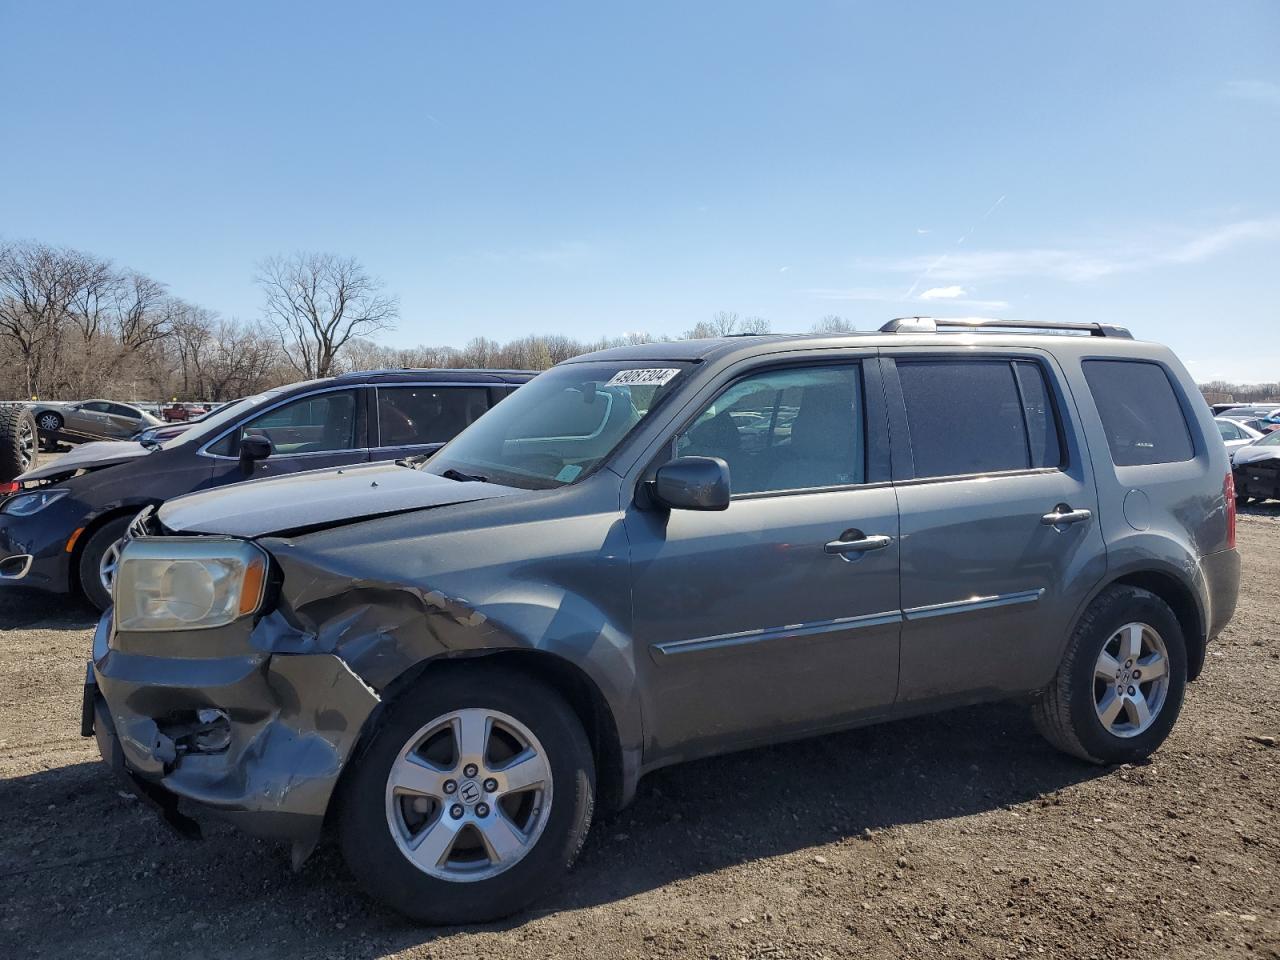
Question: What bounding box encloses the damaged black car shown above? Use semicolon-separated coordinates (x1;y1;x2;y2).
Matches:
0;369;531;608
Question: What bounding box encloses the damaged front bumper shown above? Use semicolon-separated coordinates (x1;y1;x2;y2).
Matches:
83;612;379;860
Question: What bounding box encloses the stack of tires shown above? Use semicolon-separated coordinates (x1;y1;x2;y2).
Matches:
0;405;39;483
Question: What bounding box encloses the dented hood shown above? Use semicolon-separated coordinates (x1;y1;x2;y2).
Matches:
158;461;523;537
17;440;150;481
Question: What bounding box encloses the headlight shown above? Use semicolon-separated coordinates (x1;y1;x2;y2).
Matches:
2;488;69;516
113;537;268;631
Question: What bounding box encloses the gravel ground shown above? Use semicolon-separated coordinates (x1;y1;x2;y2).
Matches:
1;507;1278;959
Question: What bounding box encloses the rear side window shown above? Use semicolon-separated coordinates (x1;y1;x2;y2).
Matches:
897;359;1063;479
377;386;489;446
1082;360;1194;466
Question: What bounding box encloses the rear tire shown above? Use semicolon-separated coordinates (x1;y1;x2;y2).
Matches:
1033;585;1187;765
78;516;133;612
337;664;595;924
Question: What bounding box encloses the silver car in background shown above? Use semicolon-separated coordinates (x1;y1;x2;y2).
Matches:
30;399;163;446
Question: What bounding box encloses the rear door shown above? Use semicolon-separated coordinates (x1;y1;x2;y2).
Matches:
885;351;1107;707
103;403;146;438
372;384;493;461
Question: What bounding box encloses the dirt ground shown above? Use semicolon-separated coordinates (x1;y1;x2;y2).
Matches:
1;510;1278;960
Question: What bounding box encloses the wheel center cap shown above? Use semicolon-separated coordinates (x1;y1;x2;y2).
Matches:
458;779;482;804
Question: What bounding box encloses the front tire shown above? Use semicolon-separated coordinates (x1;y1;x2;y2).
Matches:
1033;585;1187;764
338;664;595;924
78;516;132;612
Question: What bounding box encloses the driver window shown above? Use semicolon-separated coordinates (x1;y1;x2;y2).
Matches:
208;390;361;456
678;365;865;495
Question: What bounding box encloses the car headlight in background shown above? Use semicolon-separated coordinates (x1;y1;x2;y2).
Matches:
1;488;69;516
114;537;268;631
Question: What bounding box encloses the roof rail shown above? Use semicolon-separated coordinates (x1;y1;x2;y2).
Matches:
879;316;1133;339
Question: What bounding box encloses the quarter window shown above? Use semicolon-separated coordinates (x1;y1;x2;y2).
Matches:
377;387;489;446
897;359;1064;479
207;390;361;457
1082;360;1194;466
678;365;865;494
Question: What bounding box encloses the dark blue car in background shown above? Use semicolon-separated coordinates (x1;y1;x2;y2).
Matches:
0;368;532;609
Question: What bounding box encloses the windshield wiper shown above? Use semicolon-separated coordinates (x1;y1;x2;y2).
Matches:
440;467;489;483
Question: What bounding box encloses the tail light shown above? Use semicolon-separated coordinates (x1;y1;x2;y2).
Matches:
0;481;19;497
1224;470;1237;550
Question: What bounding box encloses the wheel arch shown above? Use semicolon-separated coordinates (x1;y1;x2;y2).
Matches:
69;504;156;595
338;648;630;821
1073;566;1207;682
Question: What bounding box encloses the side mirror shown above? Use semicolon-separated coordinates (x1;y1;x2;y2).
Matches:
651;456;731;511
239;434;273;476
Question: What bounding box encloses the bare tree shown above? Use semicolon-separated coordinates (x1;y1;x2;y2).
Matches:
0;240;98;397
257;253;399;379
113;272;171;349
682;311;770;339
811;314;855;334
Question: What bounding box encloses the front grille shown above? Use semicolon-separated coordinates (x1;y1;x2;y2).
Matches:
127;506;162;540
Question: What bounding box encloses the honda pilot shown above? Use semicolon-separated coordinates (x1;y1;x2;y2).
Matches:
83;319;1240;923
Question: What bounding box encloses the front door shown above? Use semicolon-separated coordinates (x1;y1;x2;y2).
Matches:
885;353;1107;706
203;387;371;483
627;360;901;762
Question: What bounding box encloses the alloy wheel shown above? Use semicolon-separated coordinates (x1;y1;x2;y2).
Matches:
98;539;124;595
1093;622;1170;738
18;418;34;471
38;414;60;432
384;707;553;882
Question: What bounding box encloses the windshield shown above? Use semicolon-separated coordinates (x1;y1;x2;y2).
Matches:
160;389;292;449
1257;430;1280;447
426;361;693;488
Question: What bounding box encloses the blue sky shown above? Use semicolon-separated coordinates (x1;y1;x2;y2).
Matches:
2;1;1278;380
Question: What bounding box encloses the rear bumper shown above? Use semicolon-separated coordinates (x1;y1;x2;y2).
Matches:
1201;547;1240;642
85;613;380;847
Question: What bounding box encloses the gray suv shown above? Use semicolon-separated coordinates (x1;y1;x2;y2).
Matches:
84;318;1240;923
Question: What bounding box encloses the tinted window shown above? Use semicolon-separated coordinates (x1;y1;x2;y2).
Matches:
678;365;864;494
1082;360;1194;466
106;403;141;419
82;401;111;413
1013;361;1063;468
377;387;489;446
208;390;360;456
898;360;1034;478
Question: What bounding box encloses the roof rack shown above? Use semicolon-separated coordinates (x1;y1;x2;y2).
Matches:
879;316;1133;339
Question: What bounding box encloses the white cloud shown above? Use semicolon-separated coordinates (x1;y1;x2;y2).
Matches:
919;285;965;300
779;266;791;273
855;218;1280;284
804;286;1008;310
1224;80;1280;107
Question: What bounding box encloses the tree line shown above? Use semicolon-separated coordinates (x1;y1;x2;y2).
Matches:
1;237;865;403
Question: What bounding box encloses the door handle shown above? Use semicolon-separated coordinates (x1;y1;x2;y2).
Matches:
1041;505;1092;526
825;534;893;555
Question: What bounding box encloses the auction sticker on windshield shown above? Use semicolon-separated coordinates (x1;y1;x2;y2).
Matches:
606;368;680;387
